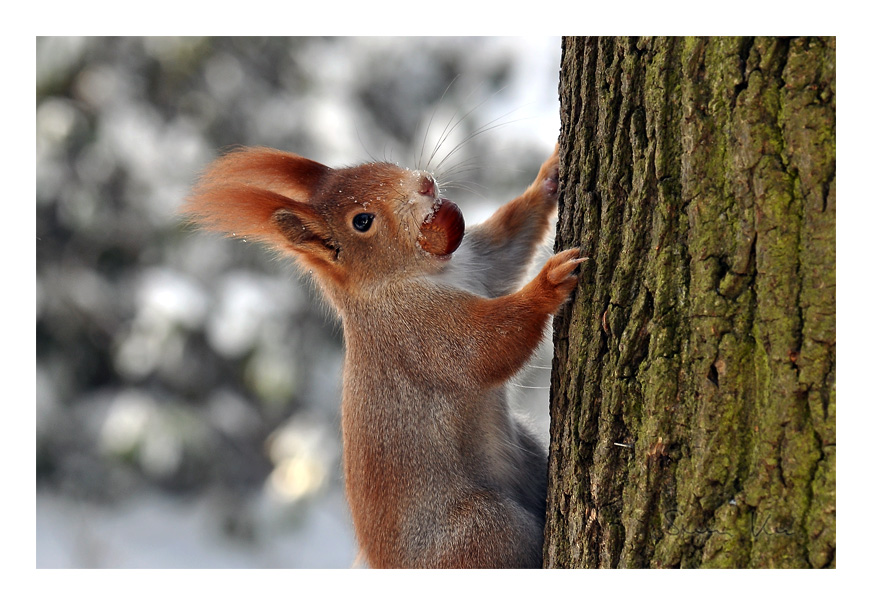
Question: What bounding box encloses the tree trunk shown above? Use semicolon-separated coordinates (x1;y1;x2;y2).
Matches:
544;36;835;568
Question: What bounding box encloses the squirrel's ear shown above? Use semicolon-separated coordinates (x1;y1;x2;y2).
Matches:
271;204;340;266
183;147;331;251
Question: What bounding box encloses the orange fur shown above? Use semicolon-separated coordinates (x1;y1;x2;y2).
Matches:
184;143;583;568
182;147;330;250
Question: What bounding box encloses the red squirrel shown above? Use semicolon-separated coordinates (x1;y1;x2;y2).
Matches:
184;143;584;568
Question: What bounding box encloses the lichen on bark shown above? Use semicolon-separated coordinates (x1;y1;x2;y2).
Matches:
545;36;835;569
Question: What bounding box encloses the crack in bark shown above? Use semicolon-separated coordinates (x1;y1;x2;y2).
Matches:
546;36;835;569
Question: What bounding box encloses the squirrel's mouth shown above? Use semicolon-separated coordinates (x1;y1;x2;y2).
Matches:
417;198;465;257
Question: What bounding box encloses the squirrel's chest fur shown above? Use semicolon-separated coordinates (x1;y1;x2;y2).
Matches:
337;281;541;566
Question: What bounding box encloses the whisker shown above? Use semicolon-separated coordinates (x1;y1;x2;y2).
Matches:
432;112;527;176
438;177;483;192
424;83;487;171
417;74;460;171
383;143;396;165
438;175;485;193
435;154;487;179
439;182;487;199
355;124;382;164
425;82;512;172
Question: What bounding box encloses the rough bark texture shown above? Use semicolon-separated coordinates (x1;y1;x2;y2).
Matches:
544;37;835;568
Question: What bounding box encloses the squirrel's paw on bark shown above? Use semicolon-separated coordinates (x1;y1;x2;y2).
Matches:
541;248;586;303
535;145;559;200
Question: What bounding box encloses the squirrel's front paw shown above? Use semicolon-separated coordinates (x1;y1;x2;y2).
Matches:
534;144;559;202
539;248;586;307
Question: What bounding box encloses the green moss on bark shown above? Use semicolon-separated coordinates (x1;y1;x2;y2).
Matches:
545;36;835;569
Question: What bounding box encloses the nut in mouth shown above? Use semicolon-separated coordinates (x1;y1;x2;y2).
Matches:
417;198;465;256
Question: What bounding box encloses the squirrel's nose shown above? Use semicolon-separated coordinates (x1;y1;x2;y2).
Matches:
418;175;436;198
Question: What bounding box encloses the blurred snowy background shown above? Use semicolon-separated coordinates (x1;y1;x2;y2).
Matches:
36;36;561;568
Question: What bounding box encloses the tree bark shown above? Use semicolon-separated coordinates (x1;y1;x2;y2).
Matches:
544;36;835;568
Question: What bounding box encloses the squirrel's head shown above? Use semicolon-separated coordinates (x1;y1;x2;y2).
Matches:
183;147;464;297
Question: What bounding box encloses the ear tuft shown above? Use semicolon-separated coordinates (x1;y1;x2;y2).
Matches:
182;147;331;250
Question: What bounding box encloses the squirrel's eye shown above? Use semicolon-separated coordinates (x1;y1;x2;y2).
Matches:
352;213;375;232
